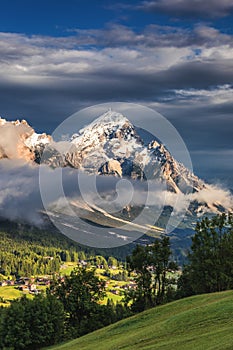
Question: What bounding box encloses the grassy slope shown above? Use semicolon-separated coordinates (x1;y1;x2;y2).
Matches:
47;290;233;350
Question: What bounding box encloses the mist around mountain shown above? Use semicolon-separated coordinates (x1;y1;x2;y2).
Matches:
0;110;232;250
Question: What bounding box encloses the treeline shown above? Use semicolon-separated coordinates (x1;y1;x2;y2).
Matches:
125;236;178;311
0;232;123;278
177;213;233;296
0;218;125;278
0;294;64;349
0;218;149;278
125;213;233;309
0;231;86;277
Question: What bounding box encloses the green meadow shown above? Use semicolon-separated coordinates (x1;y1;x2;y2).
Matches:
47;290;233;350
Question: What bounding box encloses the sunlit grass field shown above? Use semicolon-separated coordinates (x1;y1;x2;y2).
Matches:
46;290;233;350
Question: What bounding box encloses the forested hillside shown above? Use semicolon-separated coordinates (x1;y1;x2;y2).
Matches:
0;218;153;278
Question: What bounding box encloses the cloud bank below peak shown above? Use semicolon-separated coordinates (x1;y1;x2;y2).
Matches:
0;158;232;229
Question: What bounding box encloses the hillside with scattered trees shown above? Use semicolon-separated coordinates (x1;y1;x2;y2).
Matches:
0;214;233;349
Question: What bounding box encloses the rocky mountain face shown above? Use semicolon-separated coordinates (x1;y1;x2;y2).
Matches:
38;110;204;195
0;111;230;217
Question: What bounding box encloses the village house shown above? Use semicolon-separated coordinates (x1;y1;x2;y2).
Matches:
0;280;14;287
6;280;15;286
19;285;29;292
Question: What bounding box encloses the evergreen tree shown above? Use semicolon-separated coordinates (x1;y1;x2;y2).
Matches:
0;295;64;349
126;236;177;311
1;297;31;350
178;213;233;296
49;267;106;338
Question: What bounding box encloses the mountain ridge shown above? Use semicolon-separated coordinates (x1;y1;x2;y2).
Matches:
40;109;205;196
0;111;232;220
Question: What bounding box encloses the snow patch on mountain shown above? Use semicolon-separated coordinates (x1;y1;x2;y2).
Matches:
24;132;51;149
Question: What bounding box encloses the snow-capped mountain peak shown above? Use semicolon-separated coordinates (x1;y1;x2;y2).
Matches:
0;114;231;217
71;109;132;145
86;108;128;127
66;109;146;172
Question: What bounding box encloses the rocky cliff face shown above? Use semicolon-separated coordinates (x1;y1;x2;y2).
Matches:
147;142;204;194
0;111;230;217
48;110;204;195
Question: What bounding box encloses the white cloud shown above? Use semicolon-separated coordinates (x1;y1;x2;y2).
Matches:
0;25;232;84
175;84;233;104
0;157;232;227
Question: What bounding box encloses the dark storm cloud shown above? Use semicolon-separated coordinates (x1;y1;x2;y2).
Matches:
81;58;233;96
0;160;43;224
140;0;233;18
155;60;233;89
153;99;233;185
0;54;233;132
161;105;233;152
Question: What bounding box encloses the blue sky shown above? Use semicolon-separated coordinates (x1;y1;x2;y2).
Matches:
2;0;233;35
0;0;233;186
